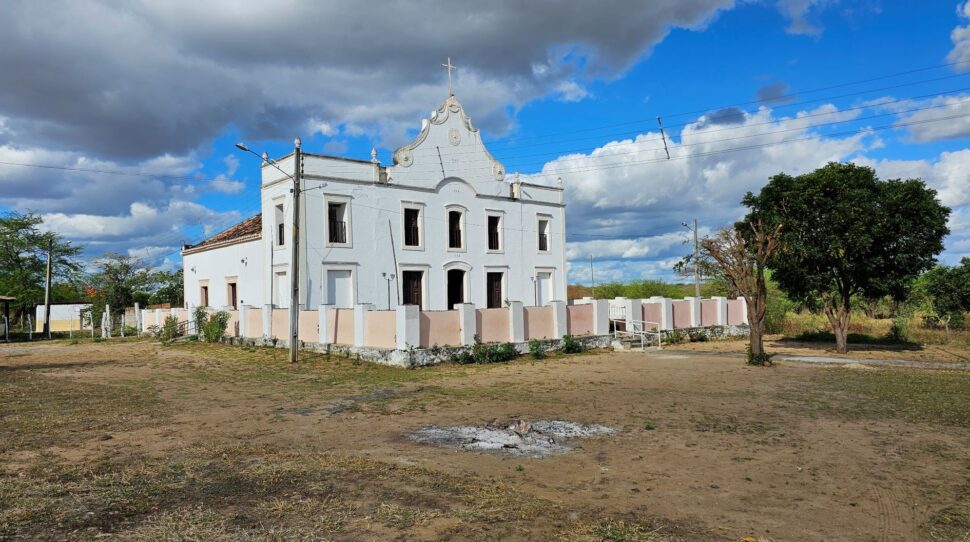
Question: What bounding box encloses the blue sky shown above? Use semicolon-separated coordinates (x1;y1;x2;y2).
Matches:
1;1;969;284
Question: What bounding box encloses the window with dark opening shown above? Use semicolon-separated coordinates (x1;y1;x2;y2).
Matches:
487;215;501;251
404;208;420;247
538;219;549;252
275;203;285;246
328;202;347;244
448;210;462;249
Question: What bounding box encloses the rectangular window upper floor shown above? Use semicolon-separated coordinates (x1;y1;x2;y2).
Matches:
402;203;424;250
325;195;352;247
537;215;552;253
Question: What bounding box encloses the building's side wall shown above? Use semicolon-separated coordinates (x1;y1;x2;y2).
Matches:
183;239;263;309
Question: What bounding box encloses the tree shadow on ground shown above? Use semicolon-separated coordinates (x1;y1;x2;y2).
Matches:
777;331;923;352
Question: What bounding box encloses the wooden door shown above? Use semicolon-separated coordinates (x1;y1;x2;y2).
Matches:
486;272;502;309
402;271;423;307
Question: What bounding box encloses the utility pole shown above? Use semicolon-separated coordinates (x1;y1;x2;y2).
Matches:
692;218;700;299
43;235;52;339
589;254;595;299
289;137;302;363
682;218;701;299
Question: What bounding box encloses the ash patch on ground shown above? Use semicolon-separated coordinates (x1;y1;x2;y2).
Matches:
408;419;616;458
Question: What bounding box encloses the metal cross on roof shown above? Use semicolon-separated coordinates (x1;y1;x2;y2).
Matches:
442;57;456;96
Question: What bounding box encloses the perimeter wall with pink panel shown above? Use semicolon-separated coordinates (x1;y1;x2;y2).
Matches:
366;311;397;349
271;309;288;339
642;303;661;330
671;300;691;328
333;308;355;345
476;308;509;343
225;310;240;338
700;299;718;326
245;309;262;338
524;306;555;340
419;310;460;347
298;310;318;342
566;304;593;336
727;299;744;325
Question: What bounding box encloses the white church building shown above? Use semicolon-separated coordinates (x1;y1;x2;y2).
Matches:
182;90;567;312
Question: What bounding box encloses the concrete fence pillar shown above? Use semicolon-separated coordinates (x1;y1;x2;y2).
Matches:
738;296;749;324
262;304;273;339
354;303;373;347
649;296;673;330
318;304;333;344
396;304;419;350
684;297;701;327
592;299;610;335
155;309;162;329
239;305;250;337
103;304;111;338
549;300;567;339
456;303;476;346
712;296;728;325
623;298;642;326
508;301;525;343
134;303;141;333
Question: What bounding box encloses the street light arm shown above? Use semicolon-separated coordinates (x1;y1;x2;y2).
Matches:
235;142;294;181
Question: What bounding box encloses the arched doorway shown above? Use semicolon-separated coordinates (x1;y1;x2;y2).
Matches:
447;269;465;310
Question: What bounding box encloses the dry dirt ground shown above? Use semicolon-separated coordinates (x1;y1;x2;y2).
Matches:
2;339;970;541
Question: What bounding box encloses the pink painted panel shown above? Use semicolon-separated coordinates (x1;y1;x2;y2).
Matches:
476;308;509;343
175;309;189;323
366;311;397;349
641;303;661;331
225;310;240;338
333;308;355;345
524;306;554;340
672;300;691;329
566;304;593;336
419;310;460;347
298;310;318;342
727;299;744;325
245;310;262;338
271;309;288;340
701;299;718;327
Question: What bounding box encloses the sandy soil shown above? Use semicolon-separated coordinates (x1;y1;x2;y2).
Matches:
2;339;969;541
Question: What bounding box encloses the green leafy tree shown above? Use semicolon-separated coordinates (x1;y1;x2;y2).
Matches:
922;259;970;339
743;163;950;353
149;269;184;307
0;212;82;325
86;254;158;326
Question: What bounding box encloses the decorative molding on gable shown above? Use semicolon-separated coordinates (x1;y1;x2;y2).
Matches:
391;95;506;181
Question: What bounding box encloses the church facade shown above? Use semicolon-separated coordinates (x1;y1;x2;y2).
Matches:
182;93;567;312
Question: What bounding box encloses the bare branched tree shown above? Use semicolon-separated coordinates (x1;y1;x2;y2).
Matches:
700;221;782;360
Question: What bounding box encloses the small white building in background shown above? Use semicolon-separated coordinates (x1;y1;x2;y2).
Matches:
182;91;567;312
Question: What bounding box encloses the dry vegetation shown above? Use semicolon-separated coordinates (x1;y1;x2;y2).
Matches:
2;338;970;541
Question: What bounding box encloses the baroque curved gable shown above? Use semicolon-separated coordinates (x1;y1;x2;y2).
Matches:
389;95;507;193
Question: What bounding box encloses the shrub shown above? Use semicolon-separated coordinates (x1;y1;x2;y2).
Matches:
468;341;519;364
202;311;230;342
665;330;688;344
885;317;908;343
161;316;180;342
560;334;584;354
528;339;545;359
745;345;774;366
193;307;230;342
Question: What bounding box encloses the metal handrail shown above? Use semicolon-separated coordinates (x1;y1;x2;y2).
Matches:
610;318;663;350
